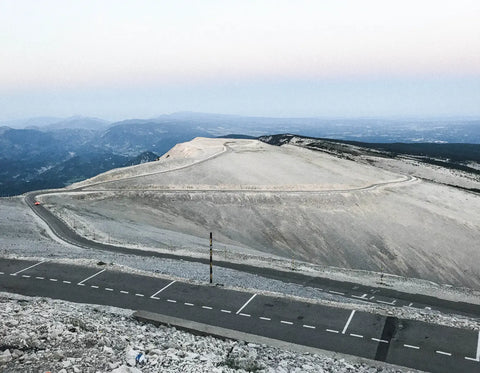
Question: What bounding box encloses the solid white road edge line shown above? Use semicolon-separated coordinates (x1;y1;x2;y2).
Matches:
466;331;480;361
150;280;176;299
464;356;480;362
11;260;48;276
77;269;106;285
236;293;257;315
477;330;480;361
342;310;356;334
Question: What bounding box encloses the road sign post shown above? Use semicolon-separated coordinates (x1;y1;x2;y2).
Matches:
210;232;213;284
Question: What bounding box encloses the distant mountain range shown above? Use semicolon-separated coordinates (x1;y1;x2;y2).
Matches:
0;117;211;196
0;113;479;196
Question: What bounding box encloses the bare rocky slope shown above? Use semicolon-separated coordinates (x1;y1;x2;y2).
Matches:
40;137;480;289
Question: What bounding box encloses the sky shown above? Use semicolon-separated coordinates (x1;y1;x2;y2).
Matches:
1;0;479;121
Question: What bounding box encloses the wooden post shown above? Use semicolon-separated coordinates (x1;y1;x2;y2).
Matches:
209;232;213;284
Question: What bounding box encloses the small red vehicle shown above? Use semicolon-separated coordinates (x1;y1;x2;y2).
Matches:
34;201;40;206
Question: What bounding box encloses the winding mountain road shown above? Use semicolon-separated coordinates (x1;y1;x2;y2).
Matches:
1;257;479;373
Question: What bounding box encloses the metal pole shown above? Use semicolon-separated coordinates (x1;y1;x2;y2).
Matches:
210;232;213;284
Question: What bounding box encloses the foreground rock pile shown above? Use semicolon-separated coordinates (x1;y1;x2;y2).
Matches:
0;294;414;372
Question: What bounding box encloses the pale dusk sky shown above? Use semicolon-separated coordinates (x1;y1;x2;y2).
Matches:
1;0;479;120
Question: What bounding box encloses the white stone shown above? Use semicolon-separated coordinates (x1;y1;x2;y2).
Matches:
0;349;12;364
111;365;142;373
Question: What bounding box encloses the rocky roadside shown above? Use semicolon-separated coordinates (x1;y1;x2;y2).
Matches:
0;294;417;373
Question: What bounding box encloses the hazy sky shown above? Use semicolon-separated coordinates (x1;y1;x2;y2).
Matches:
1;0;479;121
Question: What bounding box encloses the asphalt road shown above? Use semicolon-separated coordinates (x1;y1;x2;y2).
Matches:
1;258;479;373
25;190;480;319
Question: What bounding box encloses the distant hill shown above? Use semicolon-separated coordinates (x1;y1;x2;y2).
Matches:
42;116;110;131
100;121;211;156
1;113;479;196
0;120;211;196
259;134;480;183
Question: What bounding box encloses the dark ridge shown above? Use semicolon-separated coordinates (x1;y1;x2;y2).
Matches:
259;134;480;174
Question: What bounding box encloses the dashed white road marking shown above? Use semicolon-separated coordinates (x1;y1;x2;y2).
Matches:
236;294;257;315
280;320;293;325
77;269;106;286
329;290;345;296
184;302;194;306
0;272;4;275
120;290;129;294
221;309;231;314
49;278;58;282
90;285;99;288
369;296;375;300
326;329;339;334
342;310;356;334
21;275;31;278
376;299;396;306
11;260;48;276
408;303;413;307
371;338;389;344
35;276;44;280
63;281;71;284
303;325;315;329
135;293;144;297
404;344;420;350
105;288;113;291
351;294;368;299
167;299;177;303
259;317;271;321
150;280;176;299
239;313;251;317
350;333;363;338
435;351;452;356
202;306;213;310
